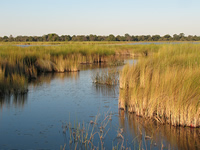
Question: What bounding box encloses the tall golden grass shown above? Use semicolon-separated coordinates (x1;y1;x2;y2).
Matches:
0;42;163;104
0;43;159;75
0;67;28;95
0;43;157;95
119;44;200;127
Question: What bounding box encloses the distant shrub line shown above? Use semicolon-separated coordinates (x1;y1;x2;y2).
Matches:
0;33;200;42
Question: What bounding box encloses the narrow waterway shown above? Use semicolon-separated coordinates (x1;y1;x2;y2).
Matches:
0;62;199;149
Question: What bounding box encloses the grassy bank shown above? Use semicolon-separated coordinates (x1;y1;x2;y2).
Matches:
119;44;200;127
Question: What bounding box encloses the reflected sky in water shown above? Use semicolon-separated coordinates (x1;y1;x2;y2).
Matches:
0;64;199;149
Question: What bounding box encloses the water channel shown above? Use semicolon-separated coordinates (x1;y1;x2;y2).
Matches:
0;59;199;149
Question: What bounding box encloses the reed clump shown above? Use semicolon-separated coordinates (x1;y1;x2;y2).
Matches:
61;113;113;150
119;44;200;127
92;68;119;86
0;70;28;95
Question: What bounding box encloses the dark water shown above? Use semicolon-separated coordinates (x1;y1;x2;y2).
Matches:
0;63;199;149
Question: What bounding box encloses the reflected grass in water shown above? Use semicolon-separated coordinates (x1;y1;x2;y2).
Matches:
29;72;79;87
93;84;118;98
60;110;200;150
0;92;28;109
118;111;200;150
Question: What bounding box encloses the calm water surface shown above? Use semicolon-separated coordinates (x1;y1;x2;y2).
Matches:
0;63;199;149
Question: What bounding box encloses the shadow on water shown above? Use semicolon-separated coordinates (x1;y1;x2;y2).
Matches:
119;110;200;150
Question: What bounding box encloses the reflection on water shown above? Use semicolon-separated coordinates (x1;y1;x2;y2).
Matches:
0;93;28;109
119;110;200;150
0;72;79;109
93;84;118;97
0;60;199;149
29;72;79;87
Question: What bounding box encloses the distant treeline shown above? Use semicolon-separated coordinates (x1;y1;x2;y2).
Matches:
0;33;200;42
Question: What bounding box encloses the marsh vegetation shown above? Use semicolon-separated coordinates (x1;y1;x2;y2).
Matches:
119;44;200;127
0;42;199;127
0;42;199;149
0;43;158;93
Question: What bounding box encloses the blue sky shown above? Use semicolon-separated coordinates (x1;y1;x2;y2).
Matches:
0;0;200;36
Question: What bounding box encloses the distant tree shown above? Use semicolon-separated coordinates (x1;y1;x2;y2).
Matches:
37;36;43;42
65;35;71;41
187;35;194;41
60;35;66;41
148;36;153;41
131;35;138;41
15;36;21;41
106;34;116;41
97;36;106;41
179;33;185;41
193;35;199;41
31;36;37;42
89;34;97;41
145;35;152;41
161;34;172;41
71;35;77;41
28;36;34;42
3;36;9;42
179;33;185;39
180;37;186;41
173;34;180;41
164;34;171;39
124;33;133;41
42;35;48;41
138;35;145;41
76;35;88;41
8;35;14;42
151;35;160;41
116;35;125;41
134;36;139;41
47;33;59;41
